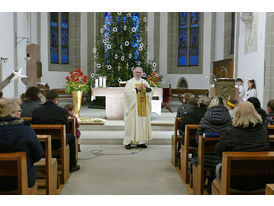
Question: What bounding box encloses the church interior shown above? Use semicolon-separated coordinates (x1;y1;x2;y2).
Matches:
1;5;274;199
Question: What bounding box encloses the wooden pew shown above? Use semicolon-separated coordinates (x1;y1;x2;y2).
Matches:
35;135;57;195
211;152;274;195
180;124;199;184
268;125;274;135
0;152;37;195
31;125;70;184
68;117;78;162
23;117;78;163
266;184;274;195
171;118;182;167
193;135;220;195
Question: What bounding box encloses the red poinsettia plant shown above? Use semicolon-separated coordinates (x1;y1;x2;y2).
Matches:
65;68;90;93
147;72;162;88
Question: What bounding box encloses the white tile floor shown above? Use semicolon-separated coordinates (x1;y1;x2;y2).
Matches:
61;145;189;195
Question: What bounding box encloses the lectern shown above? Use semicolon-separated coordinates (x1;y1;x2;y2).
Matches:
209;78;239;102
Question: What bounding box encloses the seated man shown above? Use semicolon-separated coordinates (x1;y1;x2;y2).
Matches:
21;86;42;117
32;90;80;172
266;99;274;125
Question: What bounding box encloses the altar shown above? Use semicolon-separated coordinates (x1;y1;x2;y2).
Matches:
91;87;163;120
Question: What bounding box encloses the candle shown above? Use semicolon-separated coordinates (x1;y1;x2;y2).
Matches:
99;77;103;87
95;79;98;87
103;77;106;88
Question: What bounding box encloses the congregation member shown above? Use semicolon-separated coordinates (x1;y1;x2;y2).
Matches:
215;101;271;191
21;86;42;117
243;79;257;101
0;98;44;191
64;104;81;152
226;99;238;118
32;90;80;172
247;97;267;123
236;78;245;102
123;67;152;150
176;96;210;157
266;99;274;125
196;96;231;142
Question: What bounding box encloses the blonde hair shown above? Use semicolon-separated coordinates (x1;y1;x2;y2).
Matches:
198;97;211;108
208;96;226;108
232;101;262;128
0;98;21;117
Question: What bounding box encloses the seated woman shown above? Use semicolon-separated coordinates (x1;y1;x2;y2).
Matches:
215;101;270;191
196;96;231;142
0;98;44;191
21;86;42;117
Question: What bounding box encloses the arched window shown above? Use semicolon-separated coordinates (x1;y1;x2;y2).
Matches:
178;12;200;66
50;12;69;64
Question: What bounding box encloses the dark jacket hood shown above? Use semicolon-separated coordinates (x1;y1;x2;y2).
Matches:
204;106;231;125
0;117;26;148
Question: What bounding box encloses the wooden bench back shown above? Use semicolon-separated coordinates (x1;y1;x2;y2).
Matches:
268;125;274;135
181;124;199;183
220;151;274;194
193;135;220;195
68;118;76;136
0;152;28;195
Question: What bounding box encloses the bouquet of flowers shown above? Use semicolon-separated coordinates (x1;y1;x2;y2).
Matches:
65;68;90;93
147;72;162;88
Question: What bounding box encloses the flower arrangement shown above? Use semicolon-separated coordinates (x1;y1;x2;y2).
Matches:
147;72;162;88
65;68;90;93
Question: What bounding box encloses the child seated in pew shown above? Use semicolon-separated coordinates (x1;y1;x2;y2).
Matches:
266;99;274;125
226;99;238;118
64;104;81;152
0;98;44;191
215;101;271;191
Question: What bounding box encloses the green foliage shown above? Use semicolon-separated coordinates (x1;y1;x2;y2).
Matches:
93;12;157;87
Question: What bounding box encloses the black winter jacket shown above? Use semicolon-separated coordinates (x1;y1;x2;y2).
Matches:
32;100;69;133
196;106;231;143
215;124;269;156
21;99;42;117
0;117;44;190
177;104;206;134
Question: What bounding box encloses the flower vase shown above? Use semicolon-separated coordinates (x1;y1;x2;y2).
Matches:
72;91;82;119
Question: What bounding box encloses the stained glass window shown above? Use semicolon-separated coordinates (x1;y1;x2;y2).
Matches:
50;12;69;64
61;13;69;64
50;12;59;64
178;12;187;66
178;12;200;66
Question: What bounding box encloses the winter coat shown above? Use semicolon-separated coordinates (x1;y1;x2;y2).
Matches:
196;106;231;143
177;104;205;135
21;99;42;117
0;117;44;190
215;123;271;191
32;100;70;133
216;124;269;156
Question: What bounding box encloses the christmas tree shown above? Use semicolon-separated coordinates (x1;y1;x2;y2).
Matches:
93;12;157;87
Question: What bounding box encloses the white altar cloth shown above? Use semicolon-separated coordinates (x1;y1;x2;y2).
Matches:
91;87;163;119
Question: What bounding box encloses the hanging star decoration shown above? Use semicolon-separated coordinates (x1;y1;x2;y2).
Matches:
10;68;28;83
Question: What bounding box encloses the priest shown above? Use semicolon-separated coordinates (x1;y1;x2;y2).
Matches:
123;67;153;150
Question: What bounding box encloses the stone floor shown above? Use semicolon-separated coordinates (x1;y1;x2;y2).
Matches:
61;145;189;195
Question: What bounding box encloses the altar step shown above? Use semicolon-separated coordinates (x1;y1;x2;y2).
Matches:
80;121;173;145
80;131;172;145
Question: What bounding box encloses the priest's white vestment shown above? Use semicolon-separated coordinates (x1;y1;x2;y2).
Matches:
123;77;152;145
